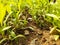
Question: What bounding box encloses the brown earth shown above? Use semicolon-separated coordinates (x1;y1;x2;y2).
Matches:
25;29;60;45
2;23;60;45
16;24;60;45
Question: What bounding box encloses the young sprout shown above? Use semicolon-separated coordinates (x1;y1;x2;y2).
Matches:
50;26;57;34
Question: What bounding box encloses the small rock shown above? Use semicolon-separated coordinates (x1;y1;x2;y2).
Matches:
27;18;32;22
29;38;38;45
24;30;29;35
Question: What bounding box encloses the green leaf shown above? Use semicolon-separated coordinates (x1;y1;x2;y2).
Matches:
0;38;7;44
56;29;60;32
50;26;57;34
0;3;6;25
53;35;59;40
5;4;11;13
12;34;25;40
10;31;16;38
46;14;58;19
2;26;11;31
4;11;13;25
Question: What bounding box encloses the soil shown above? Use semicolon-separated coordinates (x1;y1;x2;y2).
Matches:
3;20;60;45
24;29;60;45
2;24;60;45
14;24;60;45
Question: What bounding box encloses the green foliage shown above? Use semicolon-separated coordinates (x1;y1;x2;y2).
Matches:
0;0;60;44
0;38;7;44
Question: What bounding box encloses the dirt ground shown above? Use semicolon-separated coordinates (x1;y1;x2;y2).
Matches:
15;21;60;45
15;23;60;45
2;23;60;45
25;29;60;45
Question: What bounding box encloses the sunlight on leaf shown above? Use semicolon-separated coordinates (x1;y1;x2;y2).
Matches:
12;34;25;40
0;38;7;44
54;35;59;40
10;31;16;38
50;26;57;34
2;26;11;31
0;3;6;25
46;14;58;19
5;4;11;13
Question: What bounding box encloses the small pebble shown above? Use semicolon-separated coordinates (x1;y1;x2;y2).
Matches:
24;30;29;35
